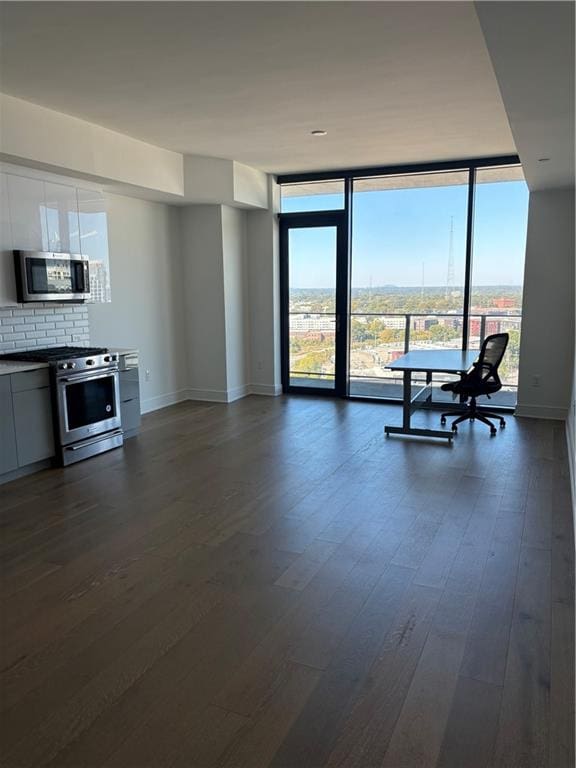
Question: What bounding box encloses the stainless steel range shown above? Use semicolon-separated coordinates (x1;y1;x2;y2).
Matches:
0;346;123;465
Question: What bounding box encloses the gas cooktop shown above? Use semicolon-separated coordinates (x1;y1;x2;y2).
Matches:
0;346;108;363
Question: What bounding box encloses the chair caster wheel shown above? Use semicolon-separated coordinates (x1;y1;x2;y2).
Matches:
441;417;446;425
452;425;458;433
490;429;497;437
500;420;506;428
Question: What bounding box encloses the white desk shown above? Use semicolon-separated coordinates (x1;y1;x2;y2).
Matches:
384;349;478;442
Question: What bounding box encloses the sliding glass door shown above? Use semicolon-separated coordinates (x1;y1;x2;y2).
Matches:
280;212;348;395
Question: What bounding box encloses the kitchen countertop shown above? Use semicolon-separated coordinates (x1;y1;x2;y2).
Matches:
109;347;138;356
0;361;49;376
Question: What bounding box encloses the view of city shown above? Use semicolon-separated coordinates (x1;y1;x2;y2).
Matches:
283;168;529;404
289;285;522;401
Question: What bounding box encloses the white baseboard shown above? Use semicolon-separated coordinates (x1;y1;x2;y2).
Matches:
514;403;568;420
186;387;230;403
140;389;190;414
185;383;282;402
249;383;283;397
227;385;251;402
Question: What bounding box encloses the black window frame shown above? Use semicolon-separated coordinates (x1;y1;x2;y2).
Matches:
277;154;522;408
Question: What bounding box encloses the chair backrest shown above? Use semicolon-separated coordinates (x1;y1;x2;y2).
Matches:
478;333;509;371
470;333;509;389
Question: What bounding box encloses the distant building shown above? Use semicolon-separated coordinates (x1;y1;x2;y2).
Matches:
382;317;406;330
290;315;336;333
493;296;517;308
469;318;501;337
412;317;438;331
438;316;462;329
300;331;334;341
500;317;522;332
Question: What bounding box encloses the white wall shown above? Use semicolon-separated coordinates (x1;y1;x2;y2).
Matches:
178;204;252;402
183;155;268;209
1;94;184;197
222;205;250;397
233;162;269;209
245;178;282;395
517;188;575;420
88;194;188;412
179;205;228;400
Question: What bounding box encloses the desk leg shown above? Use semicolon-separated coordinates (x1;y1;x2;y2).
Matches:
385;368;452;441
402;370;412;429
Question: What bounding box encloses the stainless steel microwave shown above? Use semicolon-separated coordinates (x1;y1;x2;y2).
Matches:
14;250;90;303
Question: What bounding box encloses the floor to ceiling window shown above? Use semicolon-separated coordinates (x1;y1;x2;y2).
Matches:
468;166;529;404
278;158;529;407
350;171;469;398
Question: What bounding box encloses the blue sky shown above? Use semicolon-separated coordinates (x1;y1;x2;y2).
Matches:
285;180;529;289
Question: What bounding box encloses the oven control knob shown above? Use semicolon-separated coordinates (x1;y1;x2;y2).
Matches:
69;362;76;369
104;355;111;362
86;359;95;366
59;363;67;370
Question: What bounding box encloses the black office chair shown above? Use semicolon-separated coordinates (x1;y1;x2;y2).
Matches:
440;333;509;436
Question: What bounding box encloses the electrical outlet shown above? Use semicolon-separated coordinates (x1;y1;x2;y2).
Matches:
145;369;151;382
532;374;541;387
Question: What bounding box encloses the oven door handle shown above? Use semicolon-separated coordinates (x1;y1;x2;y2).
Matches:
65;429;123;450
59;370;118;384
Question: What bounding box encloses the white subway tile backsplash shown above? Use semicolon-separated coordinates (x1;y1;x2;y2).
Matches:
0;303;90;351
25;330;47;338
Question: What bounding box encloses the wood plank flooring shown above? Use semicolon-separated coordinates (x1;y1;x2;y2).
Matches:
0;395;574;768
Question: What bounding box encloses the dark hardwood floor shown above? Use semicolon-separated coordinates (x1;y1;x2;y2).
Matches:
1;395;574;768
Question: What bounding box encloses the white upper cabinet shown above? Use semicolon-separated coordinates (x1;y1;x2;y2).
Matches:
44;182;81;254
0;173;17;306
0;172;12;252
5;174;48;252
77;187;111;303
0;170;111;306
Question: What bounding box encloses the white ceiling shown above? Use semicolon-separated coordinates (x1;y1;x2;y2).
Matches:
475;1;575;191
0;1;517;174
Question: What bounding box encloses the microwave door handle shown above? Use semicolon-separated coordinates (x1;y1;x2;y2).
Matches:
74;261;85;292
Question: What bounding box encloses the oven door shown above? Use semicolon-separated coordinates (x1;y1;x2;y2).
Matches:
15;251;90;302
56;369;121;445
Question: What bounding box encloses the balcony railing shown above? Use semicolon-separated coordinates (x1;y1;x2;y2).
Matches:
348;312;520;405
289;310;521;406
